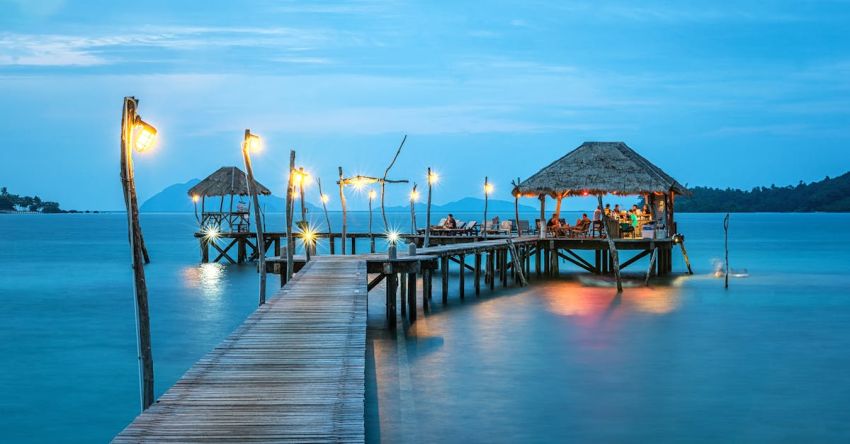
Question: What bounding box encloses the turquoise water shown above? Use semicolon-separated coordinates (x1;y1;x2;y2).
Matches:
1;212;849;442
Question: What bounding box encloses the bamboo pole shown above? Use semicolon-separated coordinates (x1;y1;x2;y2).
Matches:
409;183;417;234
513;177;521;237
285;151;295;282
298;167;310;262
120;96;154;411
538;195;546;239
317;178;332;252
483;176;489;240
597;194;623;293
338;167;347;255
242;129;266;306
724;213;730;289
425;167;432;248
368;190;374;253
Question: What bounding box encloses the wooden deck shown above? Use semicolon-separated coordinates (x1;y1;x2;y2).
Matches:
114;257;368;443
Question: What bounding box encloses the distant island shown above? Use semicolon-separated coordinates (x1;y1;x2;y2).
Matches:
0;187;82;213
676;172;850;212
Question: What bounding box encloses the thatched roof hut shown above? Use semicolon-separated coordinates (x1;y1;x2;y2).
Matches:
188;166;272;197
513;142;688;198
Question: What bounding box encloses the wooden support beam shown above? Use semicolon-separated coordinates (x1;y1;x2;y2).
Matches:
448;256;476;272
474;253;481;296
557;252;596;274
407;273;417;322
399;276;407;317
458;254;465;300
386;273;397;329
422;268;432;309
210;239;237;264
441;255;449;304
619;249;652;271
367;274;386;292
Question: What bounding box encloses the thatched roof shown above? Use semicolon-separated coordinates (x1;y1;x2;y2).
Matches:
513;142;688;197
187;166;272;197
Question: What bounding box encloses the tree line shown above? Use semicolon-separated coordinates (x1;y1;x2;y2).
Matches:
675;171;850;212
0;187;64;213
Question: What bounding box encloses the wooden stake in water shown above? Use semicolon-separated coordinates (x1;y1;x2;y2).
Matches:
338;167;348;255
513;177;521;237
409;183;417;234
317;178;333;253
120;96;154;411
285;151;295;282
425;167;433;248
483;176;490;240
381;134;407;232
597;194;623;293
724;213;730;289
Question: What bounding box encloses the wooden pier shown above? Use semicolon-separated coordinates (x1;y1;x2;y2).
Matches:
114;257;368;443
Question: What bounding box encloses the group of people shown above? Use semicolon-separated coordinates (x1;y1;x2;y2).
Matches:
545;203;653;237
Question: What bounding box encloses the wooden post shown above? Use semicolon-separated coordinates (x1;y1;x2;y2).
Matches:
441;255;449;304
724;213;730;289
512;177;522;237
410;183;418;234
645;243;657;286
483;176;489;240
338;167;347;255
554;194;563;220
298;167;310;262
368;191;375;253
488;251;496;291
400;275;407;317
474;253;481;295
597;194;623;293
120;96;154;411
422;268;432;308
242;129;267;305
285;151;296;282
425;167;433;248
406;272;416;322
317;178;333;254
458;253;465;299
386;273;397;329
538;195;546;239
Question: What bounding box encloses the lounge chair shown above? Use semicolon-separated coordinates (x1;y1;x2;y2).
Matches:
499;220;513;235
569;220;591;238
518;220;531;235
462;220;478;235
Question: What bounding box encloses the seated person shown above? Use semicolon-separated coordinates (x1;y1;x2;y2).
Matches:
444;214;458;229
546;213;562;231
593;206;602;221
575;213;591;227
629;209;639;228
604;204;611;217
631;204;641;216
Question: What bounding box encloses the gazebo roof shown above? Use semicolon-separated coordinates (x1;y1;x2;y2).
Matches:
513;142;688;198
187;166;272;197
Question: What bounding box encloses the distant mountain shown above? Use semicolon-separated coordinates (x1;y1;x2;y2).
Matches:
140;180;320;213
676;171;850;212
384;197;536;213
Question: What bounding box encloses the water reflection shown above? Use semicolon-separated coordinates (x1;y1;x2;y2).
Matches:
543;282;681;318
181;263;226;300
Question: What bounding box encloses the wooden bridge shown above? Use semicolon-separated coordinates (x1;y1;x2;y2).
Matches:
114;257;368;443
117;234;686;442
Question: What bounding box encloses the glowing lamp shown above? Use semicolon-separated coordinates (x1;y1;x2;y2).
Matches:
192;194;200;203
428;172;439;185
301;226;317;247
202;224;221;240
133;117;157;152
484;183;494;195
409;190;420;202
321;193;330;204
244;134;262;153
386;230;400;245
369;190;377;200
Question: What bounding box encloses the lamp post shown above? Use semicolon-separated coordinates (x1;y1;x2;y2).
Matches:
424;168;437;248
483;177;493;240
241;129;267;305
120;96;157;411
368;189;377;253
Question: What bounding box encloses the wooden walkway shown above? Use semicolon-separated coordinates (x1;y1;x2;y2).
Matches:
114;257;368;443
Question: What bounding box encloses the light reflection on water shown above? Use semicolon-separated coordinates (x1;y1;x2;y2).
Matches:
182;263;226;300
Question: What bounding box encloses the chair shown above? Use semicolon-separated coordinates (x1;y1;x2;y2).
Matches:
463;220;478;235
499;220;513;235
591;220;604;237
619;222;635;238
569;220;591;238
518;220;531;235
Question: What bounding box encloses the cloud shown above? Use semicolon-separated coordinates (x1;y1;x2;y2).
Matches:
0;26;339;67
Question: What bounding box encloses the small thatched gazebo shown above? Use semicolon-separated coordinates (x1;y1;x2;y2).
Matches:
513;142;688;235
189;166;272;232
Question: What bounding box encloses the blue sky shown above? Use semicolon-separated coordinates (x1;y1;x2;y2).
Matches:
1;0;849;210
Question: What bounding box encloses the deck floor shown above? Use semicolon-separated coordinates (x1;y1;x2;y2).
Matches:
114;257;368;443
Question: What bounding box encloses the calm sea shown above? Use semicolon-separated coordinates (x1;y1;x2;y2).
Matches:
1;212;849;443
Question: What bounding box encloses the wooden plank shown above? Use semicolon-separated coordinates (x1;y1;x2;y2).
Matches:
114;257;368;443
